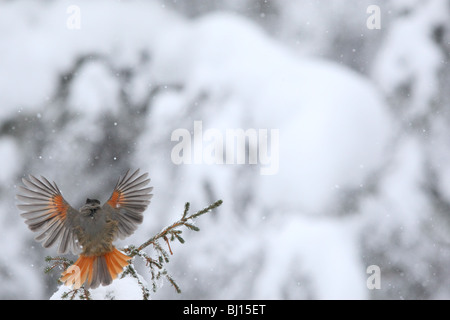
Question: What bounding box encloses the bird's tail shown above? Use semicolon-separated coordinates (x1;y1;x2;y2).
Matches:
60;247;131;289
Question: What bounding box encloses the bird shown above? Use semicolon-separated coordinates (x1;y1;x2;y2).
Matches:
16;169;153;289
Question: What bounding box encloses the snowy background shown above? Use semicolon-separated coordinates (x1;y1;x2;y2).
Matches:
1;0;449;299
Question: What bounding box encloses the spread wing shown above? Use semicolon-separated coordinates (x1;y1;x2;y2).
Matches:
103;169;153;239
16;175;80;254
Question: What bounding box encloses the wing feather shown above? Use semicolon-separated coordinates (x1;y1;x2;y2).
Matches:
103;169;153;240
16;175;80;254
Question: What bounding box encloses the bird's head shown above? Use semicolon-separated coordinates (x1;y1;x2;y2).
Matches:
80;198;101;217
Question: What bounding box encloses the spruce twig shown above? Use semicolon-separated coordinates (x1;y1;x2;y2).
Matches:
124;199;222;294
44;256;74;274
46;199;223;299
129;199;223;256
122;264;150;300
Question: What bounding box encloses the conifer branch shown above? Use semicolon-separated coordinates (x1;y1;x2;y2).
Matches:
165;273;181;294
45;199;223;300
44;256;74;275
122;264;150;300
123;199;223;295
60;287;91;300
128;199;223;256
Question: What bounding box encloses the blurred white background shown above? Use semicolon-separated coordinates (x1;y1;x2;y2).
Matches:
1;0;449;299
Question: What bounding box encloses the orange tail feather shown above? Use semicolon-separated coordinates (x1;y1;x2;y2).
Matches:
60;248;131;289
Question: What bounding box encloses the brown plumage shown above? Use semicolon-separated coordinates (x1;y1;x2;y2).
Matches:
16;169;153;289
